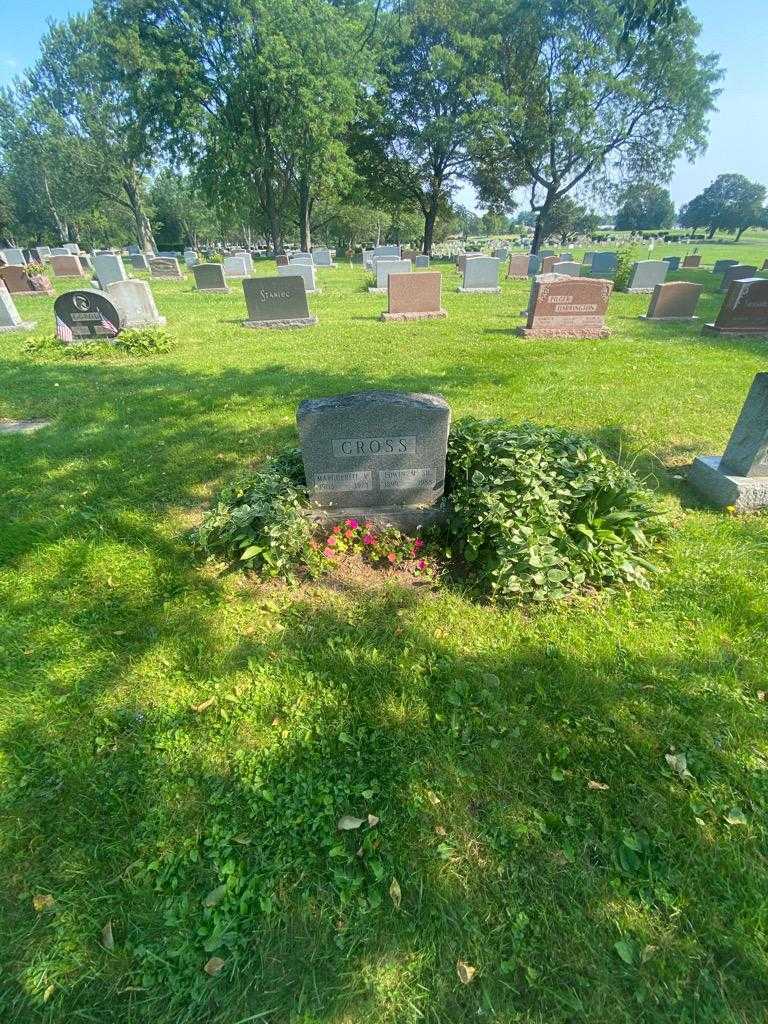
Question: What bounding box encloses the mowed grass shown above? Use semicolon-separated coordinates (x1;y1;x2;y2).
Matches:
1;244;768;1024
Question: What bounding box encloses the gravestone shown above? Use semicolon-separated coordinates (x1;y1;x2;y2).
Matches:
297;390;450;529
520;276;612;338
236;252;254;274
639;282;702;322
401;248;420;262
582;252;595;267
703;278;768;337
625;260;668;293
559;252;573;260
242;275;316;329
382;271;446;321
540;255;558;274
276;254;290;267
54;289;123;343
51;247;69;256
52;254;86;278
682;254;701;268
149;257;184;279
313;248;335;267
374;244;400;258
539;250;554;258
105;280;166;328
713;259;738;275
663;256;680;272
127;244;141;255
527;254;542;275
492;248;508;261
278;262;319;294
371;258;412;293
193;263;229;293
93;253;129;290
0;265;54;297
223;255;249;278
720;264;756;291
2;248;26;266
506;253;529;279
456;252;482;275
688;373;768;509
79;255;93;273
63;243;80;255
590;252;618;276
35;246;51;262
552;261;581;277
183;250;198;268
289;254;313;266
414;255;430;269
459;256;501;293
0;281;36;333
130;253;150;271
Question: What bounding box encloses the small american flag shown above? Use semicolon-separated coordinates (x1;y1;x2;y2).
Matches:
56;316;73;342
100;314;118;336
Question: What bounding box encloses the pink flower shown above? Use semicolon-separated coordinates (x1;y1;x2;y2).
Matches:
332;525;341;534
323;547;335;558
417;559;426;570
363;534;375;546
413;538;425;551
326;535;337;547
387;552;397;564
345;518;359;529
344;529;355;539
364;522;374;530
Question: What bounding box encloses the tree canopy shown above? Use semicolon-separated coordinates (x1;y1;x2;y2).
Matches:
679;174;767;240
614;183;675;231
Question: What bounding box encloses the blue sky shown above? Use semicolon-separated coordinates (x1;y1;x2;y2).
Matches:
1;0;766;213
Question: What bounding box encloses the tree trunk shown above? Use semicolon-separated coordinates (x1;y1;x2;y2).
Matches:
707;224;717;239
531;192;556;254
42;171;67;244
735;225;746;241
422;198;439;256
123;172;155;252
298;178;312;252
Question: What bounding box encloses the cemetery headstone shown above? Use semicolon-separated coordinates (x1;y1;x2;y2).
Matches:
761;259;768;271
93;253;129;290
313;248;335;267
276;254;290;267
371;258;412;293
582;252;595;267
79;255;93;273
456;252;482;275
193;263;229;293
289;254;313;266
713;258;738;275
703;277;768;337
278;262;319;294
552;261;581;277
297;390;451;529
682;254;701;268
539;250;554;258
459;256;501;293
382;271;446;321
540;255;558;274
35;246;52;262
688;372;768;509
63;243;80;255
559;252;573;260
2;248;26;266
506;253;530;279
590;252;618;276
639;282;702;322
223;255;249;278
52;254;86;278
625;260;669;293
242;275;316;329
130;253;150;272
54;288;123;343
374;244;400;258
414;255;430;269
149;257;184;280
127;244;141;255
105;280;166;328
51;247;69;256
183;250;198;268
520;276;612;338
0;281;36;333
663;256;681;272
720;264;757;291
0;265;54;297
492;248;508;261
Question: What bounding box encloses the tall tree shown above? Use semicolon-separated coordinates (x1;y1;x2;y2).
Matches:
473;0;721;252
540;196;600;243
614;182;675;230
679;174;766;240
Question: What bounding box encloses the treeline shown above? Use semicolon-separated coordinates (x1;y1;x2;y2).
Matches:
0;0;721;254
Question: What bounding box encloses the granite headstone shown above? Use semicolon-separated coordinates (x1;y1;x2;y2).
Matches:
278;262;318;294
193;263;229;292
459;256;501;293
626;260;669;293
54;289;123;342
520;276;612;338
382;271;446;321
105;280;166;328
243;275;316;328
704;278;768;337
640;281;702;321
0;280;36;333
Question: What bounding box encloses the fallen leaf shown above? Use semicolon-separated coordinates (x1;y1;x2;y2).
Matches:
43;985;55;1003
204;884;227;907
665;752;694;781
32;894;55;912
614;939;634;965
641;944;658;964
456;960;477;985
367;814;380;827
426;790;441;806
337;815;365;831
190;697;216;713
101;920;114;950
204;956;225;976
587;780;609;791
389;877;402;910
724;806;747;826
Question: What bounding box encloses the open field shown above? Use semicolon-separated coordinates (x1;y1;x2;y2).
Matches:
1;249;768;1024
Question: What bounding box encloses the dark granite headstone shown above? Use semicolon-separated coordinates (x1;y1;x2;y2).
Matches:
242;275;316;328
704;278;768;337
720;264;757;292
193;264;229;292
640;282;702;321
53;289;124;343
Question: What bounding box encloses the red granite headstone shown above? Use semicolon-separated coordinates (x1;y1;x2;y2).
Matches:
0;265;54;296
520;277;612;338
382;272;446;321
640;281;702;321
682;254;701;268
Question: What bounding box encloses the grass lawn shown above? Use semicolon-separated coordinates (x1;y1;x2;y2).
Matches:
1;244;768;1023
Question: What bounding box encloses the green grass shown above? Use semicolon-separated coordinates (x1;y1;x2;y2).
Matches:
1;247;768;1023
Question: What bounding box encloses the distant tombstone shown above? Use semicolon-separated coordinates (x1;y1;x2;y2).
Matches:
297;390;451;529
527;254;542;275
457;252;482;275
183;250;198;268
762;259;768;271
276;254;290;267
382;271;446;321
289;254;313;266
639;282;702;322
0;265;54;297
2;248;26;266
559;252;573;260
236;252;254;274
506;253;530;279
492;248;508;261
552;261;581;277
157;251;178;258
35;246;52;262
105;280;166;328
193;263;229;293
278;262;318;294
63;243;81;255
242;275;316;329
582;252;595;267
540;255;557;274
54;288;123;343
93;253;128;290
223;255;249;278
721;264;757;291
372;258;412;292
539;250;554;257
520;276;612;338
127;244;141;256
459;256;501;293
79;255;93;273
51;247;69;256
130;253;150;272
52;254;86;278
374;244;400;258
590;252;618;276
401;248;419;262
414;255;430;269
663;256;680;272
703;277;768;337
682;254;701;268
313;248;335;267
149;257;183;279
688;373;768;509
625;260;668;293
713;259;738;275
0;281;36;333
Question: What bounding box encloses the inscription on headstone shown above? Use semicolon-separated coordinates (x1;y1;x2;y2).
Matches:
149;257;184;279
704;278;768;337
520;277;612;338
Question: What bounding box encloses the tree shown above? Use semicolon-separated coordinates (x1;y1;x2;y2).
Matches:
149;170;221;250
356;0;494;254
679;174;767;240
473;0;721;252
540;196;600;244
451;204;483;237
614;183;675;230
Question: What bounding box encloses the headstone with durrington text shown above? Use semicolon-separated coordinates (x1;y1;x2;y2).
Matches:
520;276;612;338
243;275;317;329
